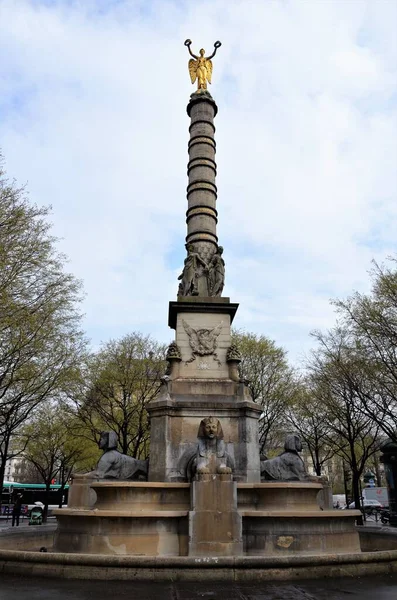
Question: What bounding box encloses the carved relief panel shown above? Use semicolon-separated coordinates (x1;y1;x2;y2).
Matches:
176;313;231;379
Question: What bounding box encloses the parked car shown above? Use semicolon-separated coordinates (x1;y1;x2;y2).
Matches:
347;499;383;512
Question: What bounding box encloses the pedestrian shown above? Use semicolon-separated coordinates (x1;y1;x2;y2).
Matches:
12;493;23;527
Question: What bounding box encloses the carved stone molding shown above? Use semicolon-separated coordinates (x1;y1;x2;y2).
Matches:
166;341;182;361
226;344;242;363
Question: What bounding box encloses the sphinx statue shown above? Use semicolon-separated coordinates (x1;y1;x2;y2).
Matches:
196;416;232;475
91;431;148;481
260;434;308;482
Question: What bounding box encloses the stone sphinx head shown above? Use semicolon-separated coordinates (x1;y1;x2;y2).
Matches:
197;416;224;440
284;434;302;454
98;431;118;452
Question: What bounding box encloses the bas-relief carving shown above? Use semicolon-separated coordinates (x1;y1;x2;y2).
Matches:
88;431;148;481
182;319;223;366
196;417;232;475
177;244;225;298
260;434;308;482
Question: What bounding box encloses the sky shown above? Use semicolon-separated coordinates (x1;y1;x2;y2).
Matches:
0;0;396;364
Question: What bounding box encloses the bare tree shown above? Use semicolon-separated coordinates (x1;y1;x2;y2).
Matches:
0;157;86;506
231;330;296;453
72;333;166;459
333;258;397;441
309;327;381;519
286;379;338;476
22;402;96;520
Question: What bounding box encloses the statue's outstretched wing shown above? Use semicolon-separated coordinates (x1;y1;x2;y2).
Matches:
183;319;200;355
209;321;223;345
188;59;198;84
183;319;194;337
206;59;213;84
183;319;199;344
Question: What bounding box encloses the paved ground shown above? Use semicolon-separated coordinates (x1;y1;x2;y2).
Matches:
0;517;56;529
1;574;397;599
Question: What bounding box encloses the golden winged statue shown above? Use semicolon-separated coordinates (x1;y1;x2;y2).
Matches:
184;39;222;91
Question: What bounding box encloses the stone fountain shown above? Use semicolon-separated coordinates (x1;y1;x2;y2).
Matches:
53;40;361;560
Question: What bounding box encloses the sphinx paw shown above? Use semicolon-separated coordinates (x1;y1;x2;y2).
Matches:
217;466;232;474
197;466;210;474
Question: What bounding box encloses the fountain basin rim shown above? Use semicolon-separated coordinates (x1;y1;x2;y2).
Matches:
240;509;361;518
237;482;323;489
88;481;324;489
53;509;361;518
91;481;190;489
53;509;189;517
1;548;396;568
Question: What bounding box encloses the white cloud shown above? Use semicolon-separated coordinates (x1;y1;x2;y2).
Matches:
0;0;396;362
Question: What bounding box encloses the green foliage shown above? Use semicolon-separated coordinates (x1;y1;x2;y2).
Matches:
308;326;380;512
286;379;337;476
0;156;87;502
231;330;296;453
72;333;167;459
22;402;98;519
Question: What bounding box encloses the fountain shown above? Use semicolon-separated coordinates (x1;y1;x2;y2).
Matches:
1;40;396;582
53;39;360;561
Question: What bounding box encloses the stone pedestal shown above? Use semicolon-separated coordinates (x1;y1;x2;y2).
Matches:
147;298;261;483
189;474;242;556
148;381;261;482
67;474;97;509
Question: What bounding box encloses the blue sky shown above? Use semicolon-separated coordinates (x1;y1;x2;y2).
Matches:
0;0;396;363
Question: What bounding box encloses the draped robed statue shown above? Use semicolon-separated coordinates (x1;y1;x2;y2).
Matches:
184;39;222;91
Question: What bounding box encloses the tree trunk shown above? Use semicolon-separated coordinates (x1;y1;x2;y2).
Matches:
42;480;51;523
314;446;321;476
0;436;10;510
351;469;363;526
0;461;6;511
58;466;65;508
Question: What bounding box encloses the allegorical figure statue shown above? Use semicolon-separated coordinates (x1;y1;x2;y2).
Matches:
90;431;148;481
208;246;225;296
196;416;232;475
178;244;208;297
184;39;222;91
260;434;308;482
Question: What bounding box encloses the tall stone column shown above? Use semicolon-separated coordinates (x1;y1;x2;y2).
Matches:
147;88;262;484
178;92;223;298
186;93;218;264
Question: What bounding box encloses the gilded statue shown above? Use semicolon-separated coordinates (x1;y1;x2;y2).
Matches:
184;39;222;91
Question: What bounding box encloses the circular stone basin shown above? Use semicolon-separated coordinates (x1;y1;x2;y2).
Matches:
1;525;397;581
